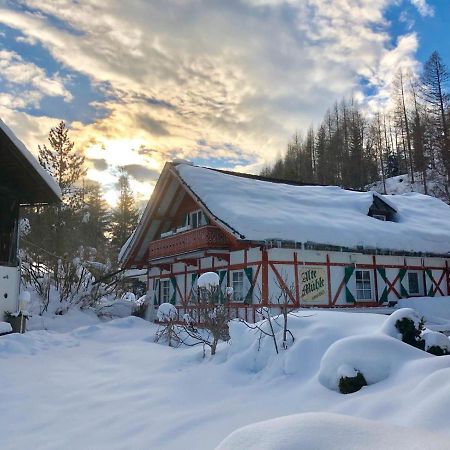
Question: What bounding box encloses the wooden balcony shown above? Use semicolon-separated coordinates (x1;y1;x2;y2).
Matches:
148;225;229;261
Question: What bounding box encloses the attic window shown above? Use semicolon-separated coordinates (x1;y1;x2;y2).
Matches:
373;214;386;221
189;210;204;228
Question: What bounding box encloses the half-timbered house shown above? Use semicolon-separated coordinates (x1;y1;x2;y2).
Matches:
120;161;450;322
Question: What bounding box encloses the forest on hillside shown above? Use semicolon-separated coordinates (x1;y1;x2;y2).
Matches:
262;51;450;201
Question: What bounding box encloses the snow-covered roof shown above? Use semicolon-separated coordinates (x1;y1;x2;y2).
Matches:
0;118;62;203
175;164;450;255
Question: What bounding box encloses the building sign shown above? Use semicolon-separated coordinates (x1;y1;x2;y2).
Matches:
300;266;327;302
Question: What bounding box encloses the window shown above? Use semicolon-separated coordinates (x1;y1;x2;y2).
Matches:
408;272;421;296
355;270;372;300
190;210;203;228
232;271;244;302
373;214;386;221
161;279;170;303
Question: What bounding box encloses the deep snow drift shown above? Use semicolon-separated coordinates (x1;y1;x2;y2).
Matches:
2;310;450;449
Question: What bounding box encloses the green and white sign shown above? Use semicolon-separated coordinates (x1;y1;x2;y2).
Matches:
300;266;327;302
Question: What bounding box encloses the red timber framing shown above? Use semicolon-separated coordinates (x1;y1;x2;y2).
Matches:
148;248;450;323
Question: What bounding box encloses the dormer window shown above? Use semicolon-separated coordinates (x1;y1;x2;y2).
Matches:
368;194;397;222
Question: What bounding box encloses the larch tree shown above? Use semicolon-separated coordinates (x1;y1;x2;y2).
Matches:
421;52;450;187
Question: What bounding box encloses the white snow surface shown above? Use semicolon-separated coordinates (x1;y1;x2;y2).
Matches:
398;296;450;323
176;164;450;254
0;322;12;333
0;118;62;200
4;310;450;448
216;412;450;450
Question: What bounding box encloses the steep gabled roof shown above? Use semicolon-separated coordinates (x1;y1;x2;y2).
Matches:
120;162;450;267
0;119;61;204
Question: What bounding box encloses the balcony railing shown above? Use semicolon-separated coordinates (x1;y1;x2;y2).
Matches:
149;225;229;260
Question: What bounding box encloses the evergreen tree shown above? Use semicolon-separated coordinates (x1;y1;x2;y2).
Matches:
81;183;111;259
110;168;139;253
38;121;86;199
23;122;87;271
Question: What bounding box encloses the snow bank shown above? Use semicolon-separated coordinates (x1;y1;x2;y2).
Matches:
0;322;12;334
216;412;450;450
398;296;450;322
4;310;450;449
379;307;423;339
176;164;450;254
318;334;429;390
422;329;450;352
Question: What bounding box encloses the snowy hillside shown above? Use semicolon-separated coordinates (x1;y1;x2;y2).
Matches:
2;309;450;449
367;170;449;203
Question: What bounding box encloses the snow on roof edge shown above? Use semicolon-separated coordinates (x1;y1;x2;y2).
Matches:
0;118;62;200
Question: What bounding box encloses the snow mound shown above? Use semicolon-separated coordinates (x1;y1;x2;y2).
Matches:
422;330;450;352
318;333;429;390
0;322;12;334
215;412;450;450
157;303;177;321
197;271;220;289
379;308;423;339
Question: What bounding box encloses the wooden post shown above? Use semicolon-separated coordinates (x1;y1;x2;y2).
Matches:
294;252;300;306
326;254;332;306
446;261;449;295
373;255;379;303
262;248;269;305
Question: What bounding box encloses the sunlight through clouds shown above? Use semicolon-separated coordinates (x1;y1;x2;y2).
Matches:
0;0;438;203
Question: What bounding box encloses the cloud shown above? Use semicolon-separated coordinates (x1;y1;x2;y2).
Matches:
0;0;424;180
0;49;72;102
87;157;108;171
410;0;434;17
122;164;160;182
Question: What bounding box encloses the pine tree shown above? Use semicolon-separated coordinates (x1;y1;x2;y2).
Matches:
38;121;86;199
110;168;139;253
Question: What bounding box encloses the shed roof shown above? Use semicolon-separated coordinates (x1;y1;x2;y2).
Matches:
0;119;61;204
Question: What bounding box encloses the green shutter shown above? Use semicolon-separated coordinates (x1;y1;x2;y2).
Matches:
170;277;177;305
244;267;253;304
191;273;199;302
399;269;408;297
153;279;160;306
377;267;388;303
219;270;227;303
344;266;355;303
426;269;435;297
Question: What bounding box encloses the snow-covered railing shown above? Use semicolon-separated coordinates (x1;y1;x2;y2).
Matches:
149;225;229;260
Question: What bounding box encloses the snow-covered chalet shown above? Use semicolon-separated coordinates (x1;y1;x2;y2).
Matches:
120;161;450;322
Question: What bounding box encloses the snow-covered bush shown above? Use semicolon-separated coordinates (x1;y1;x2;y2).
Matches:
338;366;367;394
422;330;450;356
155;303;179;347
157;303;178;322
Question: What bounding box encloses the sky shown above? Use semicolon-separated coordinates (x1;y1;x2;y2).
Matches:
0;0;448;205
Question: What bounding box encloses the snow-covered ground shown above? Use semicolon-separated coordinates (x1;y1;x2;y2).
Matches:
2;308;450;449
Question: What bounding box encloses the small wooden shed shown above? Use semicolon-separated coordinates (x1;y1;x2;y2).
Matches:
0;119;61;322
